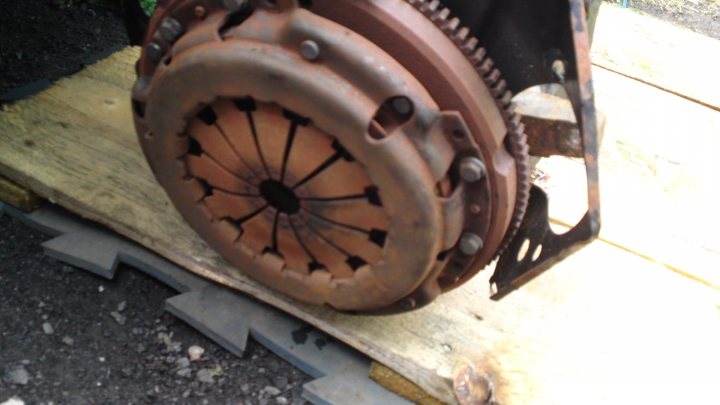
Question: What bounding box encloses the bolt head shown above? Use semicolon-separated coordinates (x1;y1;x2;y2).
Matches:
300;40;321;61
459;233;484;256
158;18;184;44
459;157;486;183
391;97;412;115
146;43;163;62
400;298;416;310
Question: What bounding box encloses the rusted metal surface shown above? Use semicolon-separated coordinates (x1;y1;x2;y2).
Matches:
454;362;496;405
130;0;599;313
489;0;602;298
515;91;584;158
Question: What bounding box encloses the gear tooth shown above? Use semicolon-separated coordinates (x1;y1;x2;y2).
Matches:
432;7;451;23
478;58;494;75
420;0;441;15
499;91;513;108
469;47;487;65
509;112;522;127
453;27;470;43
461;37;479;53
486;68;501;83
442;17;461;34
492;79;507;97
515;123;527;137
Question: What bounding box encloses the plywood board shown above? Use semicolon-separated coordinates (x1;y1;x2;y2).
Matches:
1;48;719;405
591;3;720;110
539;66;720;289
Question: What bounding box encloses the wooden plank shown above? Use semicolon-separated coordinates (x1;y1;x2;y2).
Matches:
1;48;719;405
591;3;720;110
0;175;42;211
537;66;720;290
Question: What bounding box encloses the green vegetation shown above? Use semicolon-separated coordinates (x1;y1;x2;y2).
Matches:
139;0;157;15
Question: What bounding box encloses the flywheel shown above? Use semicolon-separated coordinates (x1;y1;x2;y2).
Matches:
131;0;531;313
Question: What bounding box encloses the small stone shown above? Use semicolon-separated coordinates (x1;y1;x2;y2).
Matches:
176;357;190;369
98;286;105;293
61;336;74;346
20;360;30;366
240;383;250;394
272;376;288;390
263;386;281;397
209;365;223;377
99;357;106;363
258;367;266;374
177;368;192;378
117;301;127;312
276;396;288;405
4;365;30;385
42;322;54;335
196;369;214;384
121;367;134;378
188;345;205;362
182;390;191;399
110;311;127;325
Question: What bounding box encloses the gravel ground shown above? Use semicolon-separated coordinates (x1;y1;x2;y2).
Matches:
0;1;309;404
0;215;310;405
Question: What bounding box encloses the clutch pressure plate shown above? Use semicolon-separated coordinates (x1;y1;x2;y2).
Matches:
132;0;538;313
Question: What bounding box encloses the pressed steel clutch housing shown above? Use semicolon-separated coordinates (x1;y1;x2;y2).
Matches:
131;0;601;313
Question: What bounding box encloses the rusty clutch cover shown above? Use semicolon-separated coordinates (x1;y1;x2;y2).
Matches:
131;0;600;313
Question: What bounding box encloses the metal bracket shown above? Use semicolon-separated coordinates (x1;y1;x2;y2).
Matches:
445;0;602;297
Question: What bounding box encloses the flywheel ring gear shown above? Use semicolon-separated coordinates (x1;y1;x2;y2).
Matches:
132;0;530;313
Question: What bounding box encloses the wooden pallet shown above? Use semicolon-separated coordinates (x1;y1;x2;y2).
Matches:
1;7;719;403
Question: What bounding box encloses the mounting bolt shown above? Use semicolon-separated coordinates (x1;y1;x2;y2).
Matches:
222;0;249;12
459;233;484;256
194;5;207;18
392;97;412;115
459;157;486;183
400;297;416;311
300;40;321;61
552;59;566;82
158;18;184;44
146;42;163;62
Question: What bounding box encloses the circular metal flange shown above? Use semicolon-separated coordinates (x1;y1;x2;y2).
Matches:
132;0;528;312
134;5;472;311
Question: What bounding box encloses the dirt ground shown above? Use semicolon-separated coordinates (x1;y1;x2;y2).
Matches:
0;0;129;95
607;0;720;40
0;215;309;405
0;1;309;404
